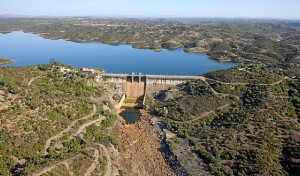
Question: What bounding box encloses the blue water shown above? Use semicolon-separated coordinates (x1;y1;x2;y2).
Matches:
0;31;235;75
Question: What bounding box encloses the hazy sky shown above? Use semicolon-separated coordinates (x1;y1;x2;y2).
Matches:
1;0;300;19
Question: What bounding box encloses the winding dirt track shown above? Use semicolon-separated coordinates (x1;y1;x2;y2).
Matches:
201;76;288;86
63;161;75;176
98;144;113;176
28;76;40;87
34;145;112;176
189;104;230;123
71;116;105;139
172;76;288;124
84;148;100;176
200;77;229;96
32;156;79;176
44;104;97;155
26;76;41;95
0;75;40;111
171;103;230;124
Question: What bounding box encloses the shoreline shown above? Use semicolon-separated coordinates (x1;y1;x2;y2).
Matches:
1;30;238;65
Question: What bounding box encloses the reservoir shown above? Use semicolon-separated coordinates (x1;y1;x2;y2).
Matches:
0;31;235;75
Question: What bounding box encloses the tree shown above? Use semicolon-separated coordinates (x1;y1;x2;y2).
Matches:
49;58;60;65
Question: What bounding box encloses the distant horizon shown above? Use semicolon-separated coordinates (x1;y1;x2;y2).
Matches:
1;14;300;21
1;0;300;20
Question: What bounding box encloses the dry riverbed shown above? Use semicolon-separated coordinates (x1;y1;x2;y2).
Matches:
116;110;176;176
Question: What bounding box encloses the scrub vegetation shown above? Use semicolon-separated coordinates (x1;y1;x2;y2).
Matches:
0;17;300;175
0;63;119;175
154;66;300;175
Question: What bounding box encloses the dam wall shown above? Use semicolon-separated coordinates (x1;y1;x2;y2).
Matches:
125;76;146;99
101;74;200;105
145;75;199;95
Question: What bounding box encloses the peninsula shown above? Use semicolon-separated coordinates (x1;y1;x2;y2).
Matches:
0;58;14;65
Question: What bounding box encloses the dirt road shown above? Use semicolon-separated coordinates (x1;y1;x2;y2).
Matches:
44;104;97;155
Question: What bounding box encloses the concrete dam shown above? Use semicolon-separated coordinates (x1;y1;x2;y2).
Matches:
100;74;201;107
125;76;146;99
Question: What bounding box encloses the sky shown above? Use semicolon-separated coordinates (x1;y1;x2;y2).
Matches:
1;0;300;19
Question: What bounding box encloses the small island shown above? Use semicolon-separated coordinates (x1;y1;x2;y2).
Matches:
0;58;14;65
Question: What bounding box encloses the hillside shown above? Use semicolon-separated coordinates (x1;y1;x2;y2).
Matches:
152;66;300;175
0;64;120;175
0;18;300;175
0;18;299;76
0;64;179;175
